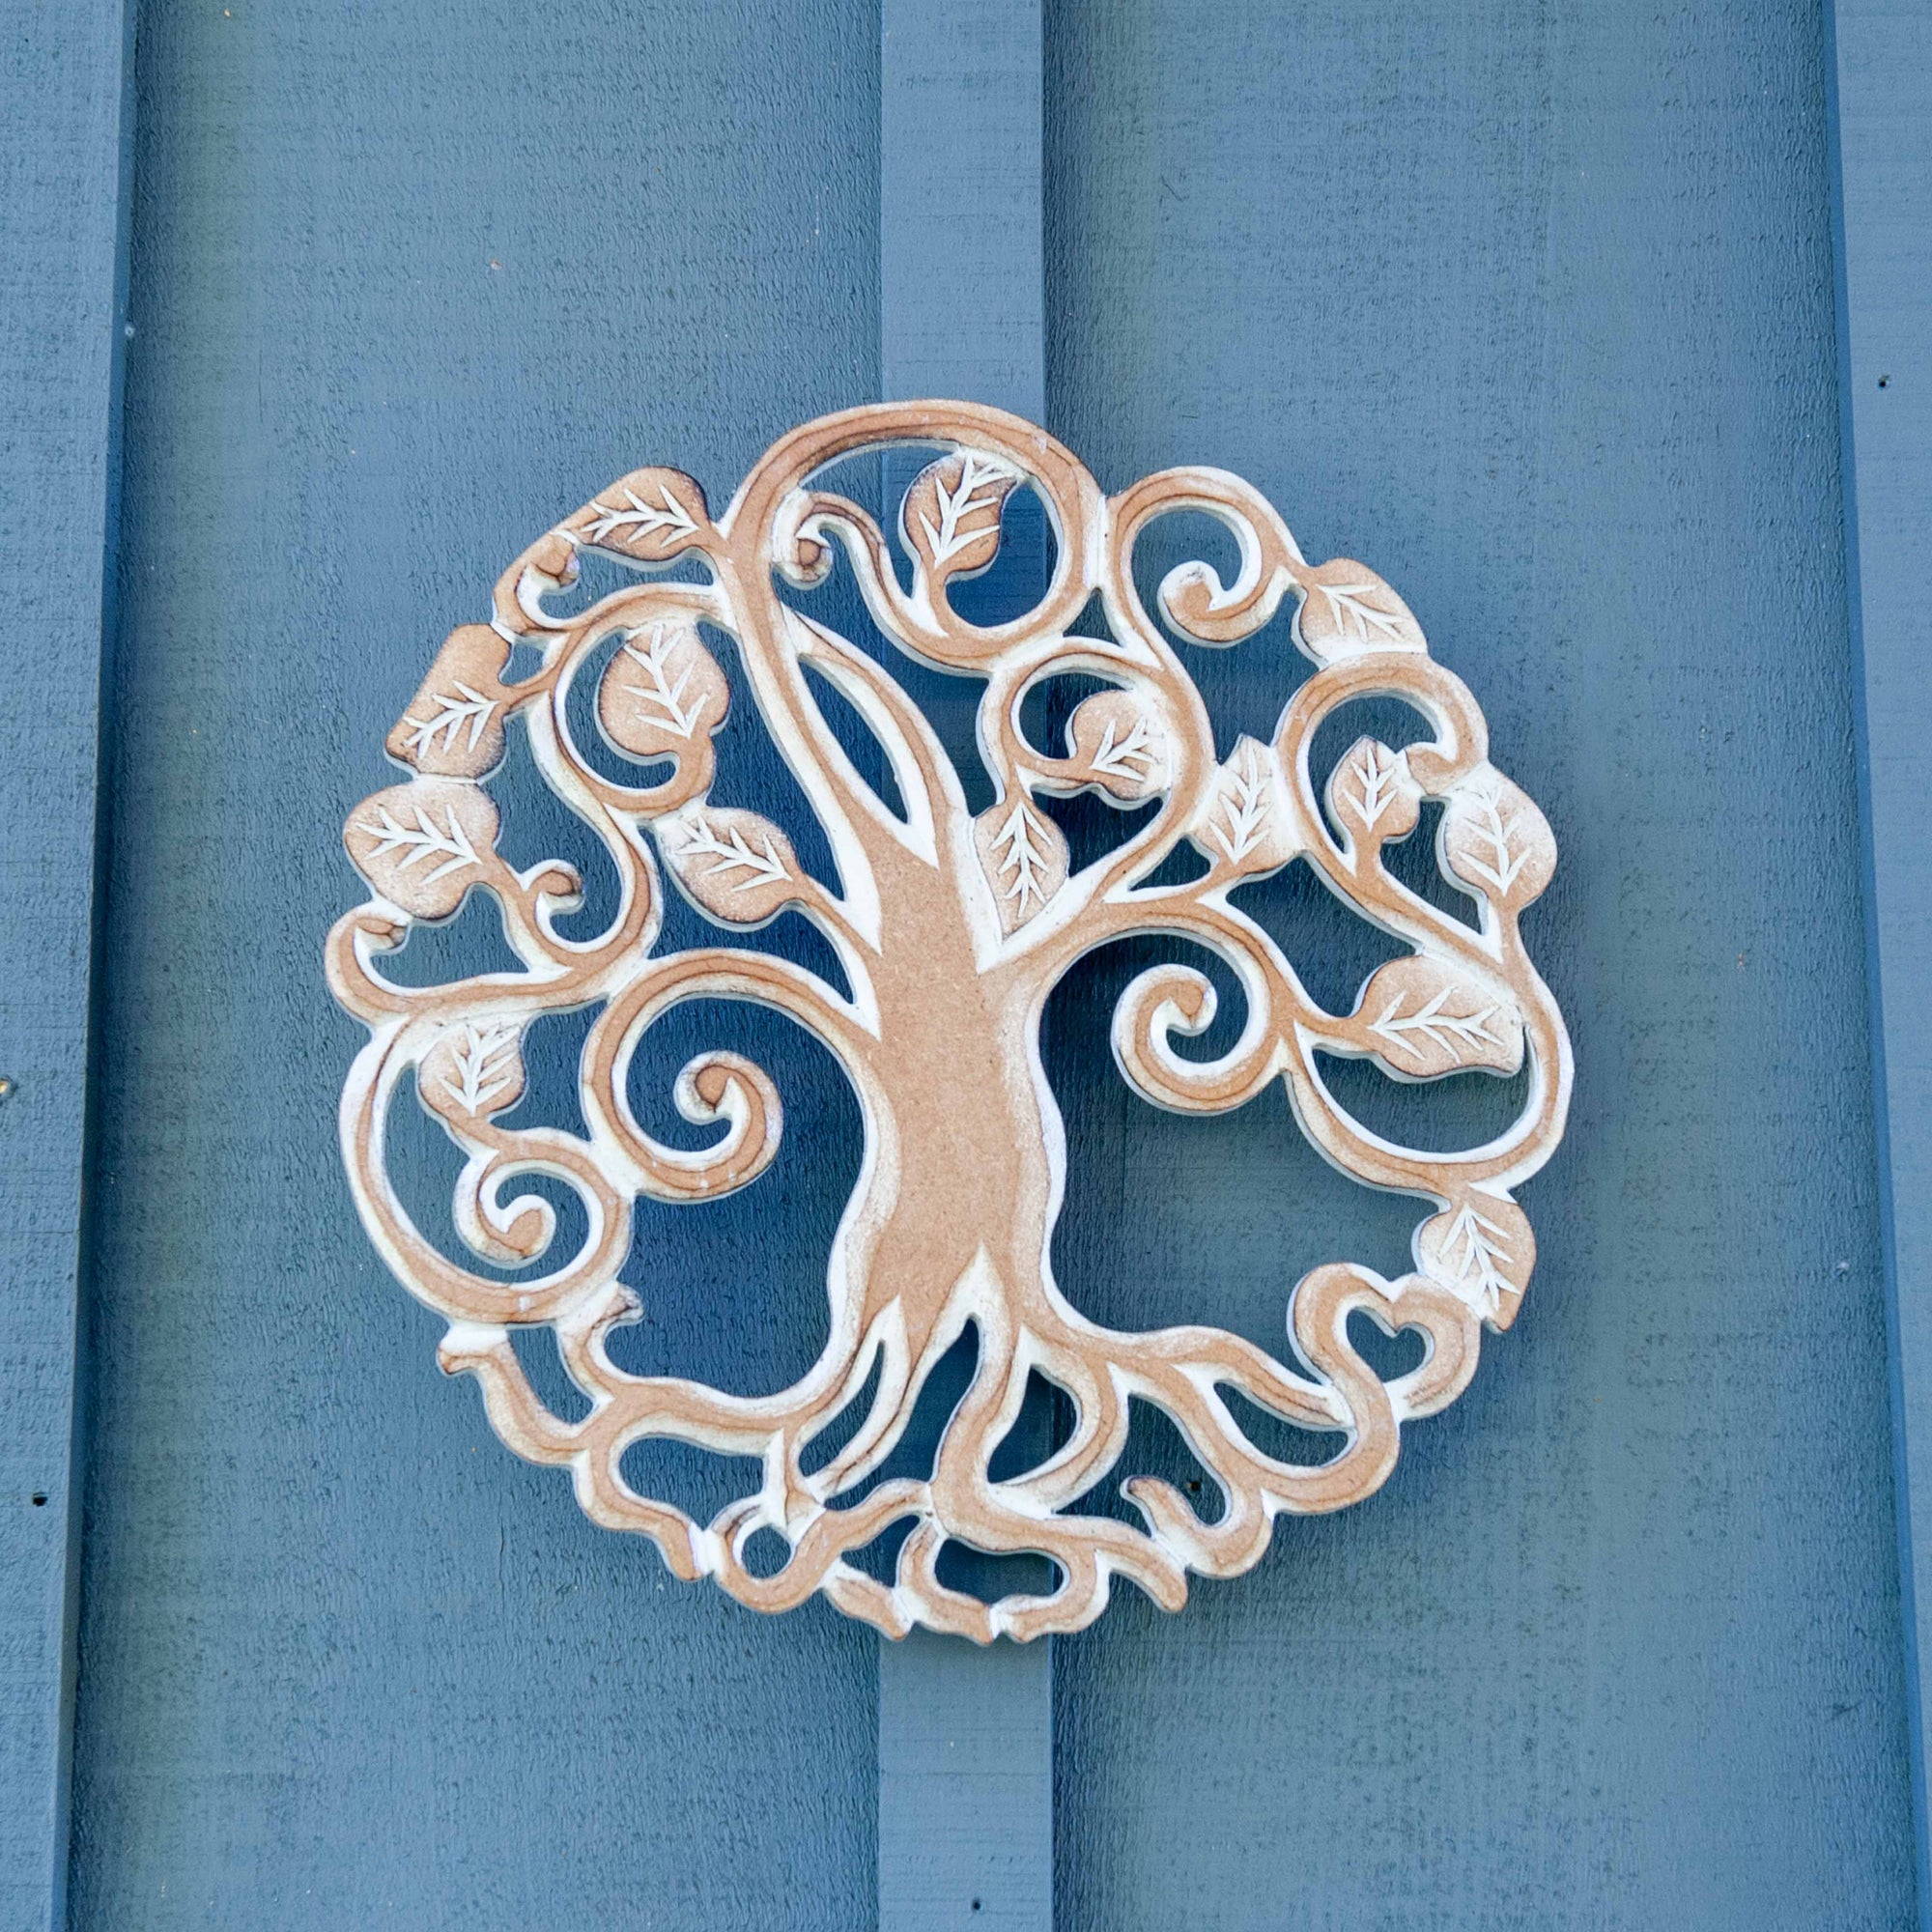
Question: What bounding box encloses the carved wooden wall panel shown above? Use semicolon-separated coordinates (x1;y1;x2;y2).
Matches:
327;402;1572;1641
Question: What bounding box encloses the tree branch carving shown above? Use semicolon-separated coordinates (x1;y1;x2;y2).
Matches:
327;402;1573;1641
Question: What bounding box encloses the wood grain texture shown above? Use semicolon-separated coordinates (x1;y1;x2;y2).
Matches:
1829;2;1932;1919
880;1631;1051;1929
327;401;1558;1645
878;6;1051;1926
882;0;1043;419
68;3;881;1925
1044;0;1915;1925
58;2;1918;1925
0;6;131;1929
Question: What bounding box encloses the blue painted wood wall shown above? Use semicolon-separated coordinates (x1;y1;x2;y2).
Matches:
23;0;1921;1925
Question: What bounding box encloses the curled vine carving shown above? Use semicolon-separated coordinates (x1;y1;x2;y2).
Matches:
327;402;1572;1641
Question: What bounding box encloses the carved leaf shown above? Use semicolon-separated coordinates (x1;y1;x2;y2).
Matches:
1416;1194;1535;1323
1293;560;1425;660
1440;770;1556;911
562;467;709;562
1326;735;1420;848
1193;737;1293;874
975;796;1069;934
387;626;511;779
1066;691;1167;803
1353;955;1523;1080
902;450;1020;584
420;1020;526;1121
597;620;729;762
345;779;498;920
660;806;803;927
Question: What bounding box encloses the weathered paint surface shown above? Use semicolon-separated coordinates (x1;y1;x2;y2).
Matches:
69;3;882;1926
0;6;130;1929
1044;1;1916;1926
1831;0;1932;1919
58;1;1922;1927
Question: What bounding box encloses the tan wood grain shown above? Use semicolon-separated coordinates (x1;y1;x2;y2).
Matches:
326;401;1573;1641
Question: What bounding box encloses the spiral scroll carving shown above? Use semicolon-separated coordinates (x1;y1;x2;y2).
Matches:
327;403;1572;1641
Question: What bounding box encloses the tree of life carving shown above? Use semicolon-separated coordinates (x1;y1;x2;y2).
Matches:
327;403;1572;1642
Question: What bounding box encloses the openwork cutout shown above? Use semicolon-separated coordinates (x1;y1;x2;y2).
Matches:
327;403;1572;1640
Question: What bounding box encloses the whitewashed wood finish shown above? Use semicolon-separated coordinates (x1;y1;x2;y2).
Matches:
327;402;1572;1642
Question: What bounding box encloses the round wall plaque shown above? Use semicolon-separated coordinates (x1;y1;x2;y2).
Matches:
327;402;1572;1641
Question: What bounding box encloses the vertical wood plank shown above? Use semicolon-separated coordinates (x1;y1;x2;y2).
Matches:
1047;2;1912;1925
0;4;132;1928
882;1;1043;415
71;2;882;1924
1830;3;1932;1921
878;1633;1052;1931
878;5;1051;1929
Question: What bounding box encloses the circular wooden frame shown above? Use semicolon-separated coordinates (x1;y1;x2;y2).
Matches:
327;402;1572;1641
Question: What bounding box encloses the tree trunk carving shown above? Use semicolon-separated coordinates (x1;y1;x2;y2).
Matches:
327;402;1572;1640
